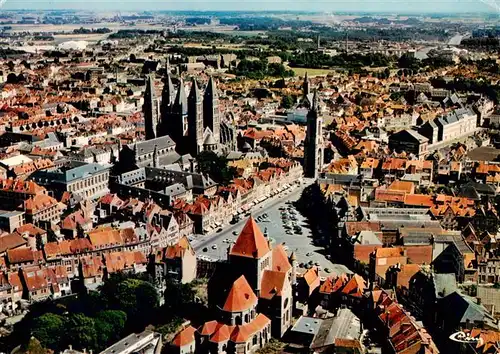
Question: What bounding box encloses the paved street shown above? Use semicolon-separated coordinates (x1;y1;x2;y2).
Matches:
193;181;351;277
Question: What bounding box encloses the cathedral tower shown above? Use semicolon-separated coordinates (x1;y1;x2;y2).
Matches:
168;78;189;151
303;71;310;97
304;90;324;179
160;73;176;124
203;76;221;145
143;74;159;140
188;78;204;156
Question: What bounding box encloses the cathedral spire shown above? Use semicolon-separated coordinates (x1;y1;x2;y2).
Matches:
188;78;204;156
205;76;219;100
311;89;320;113
162;73;175;108
174;78;188;114
304;89;323;179
303;72;311;96
203;76;221;147
189;77;201;102
143;74;158;140
165;55;171;73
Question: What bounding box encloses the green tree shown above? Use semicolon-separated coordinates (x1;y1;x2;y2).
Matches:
164;279;196;316
94;318;113;350
197;151;237;185
31;313;65;350
281;95;295;109
64;313;97;351
21;337;50;354
96;310;127;335
101;278;158;330
93;310;127;348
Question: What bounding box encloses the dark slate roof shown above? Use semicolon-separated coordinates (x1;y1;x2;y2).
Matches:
439;292;497;327
310;309;361;349
459;182;496;197
433;273;457;299
129;136;176;156
404;129;429;143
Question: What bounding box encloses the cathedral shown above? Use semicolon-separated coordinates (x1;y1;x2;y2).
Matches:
142;72;235;157
171;217;296;353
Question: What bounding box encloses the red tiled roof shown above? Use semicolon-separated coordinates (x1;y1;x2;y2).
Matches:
345;222;381;236
172;326;196;347
405;245;433;265
354;244;379;264
260;270;288;300
271;244;291;273
16;223;45;237
88;226;123;247
7;248;40;264
80;256;104;278
165;236;194;259
223;275;258;313
210;324;231;343
341;274;366;298
198;320;218;336
0;232;27;253
301;267;320;295
404;194;434;208
230;314;271;343
230;217;270;259
319;274;349;295
395;264;421;289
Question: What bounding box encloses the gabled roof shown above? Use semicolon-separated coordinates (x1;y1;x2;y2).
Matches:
271;244;291;273
209;324;231;343
260;270;288;300
230;314;270;343
223;275;258;313
302;267;320;294
230;217;270;259
198;320;218;336
341;274;366;298
165;236;194;259
0;232;27;253
172;326;196;347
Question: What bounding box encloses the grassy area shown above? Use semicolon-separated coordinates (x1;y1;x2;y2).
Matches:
256;339;287;354
289;67;337;77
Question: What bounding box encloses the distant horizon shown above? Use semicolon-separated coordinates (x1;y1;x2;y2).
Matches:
2;8;499;15
2;0;499;14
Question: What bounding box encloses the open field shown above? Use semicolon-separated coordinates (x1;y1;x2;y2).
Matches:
289;67;337;77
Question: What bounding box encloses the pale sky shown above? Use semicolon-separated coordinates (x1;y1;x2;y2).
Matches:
2;0;497;13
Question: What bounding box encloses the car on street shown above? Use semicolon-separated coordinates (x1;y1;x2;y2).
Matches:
203;247;208;252
212;244;218;250
232;230;238;235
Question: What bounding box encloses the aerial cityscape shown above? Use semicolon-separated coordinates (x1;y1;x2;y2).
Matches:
0;3;499;354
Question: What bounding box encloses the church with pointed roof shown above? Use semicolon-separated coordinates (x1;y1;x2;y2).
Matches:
186;216;297;354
